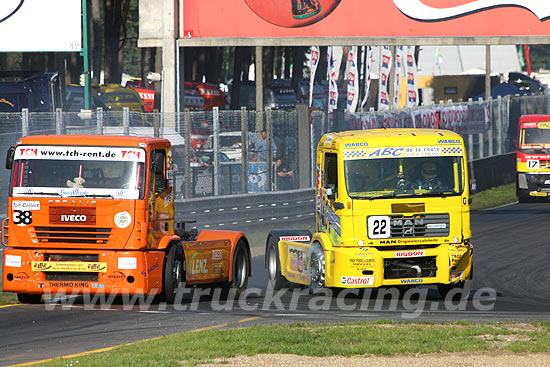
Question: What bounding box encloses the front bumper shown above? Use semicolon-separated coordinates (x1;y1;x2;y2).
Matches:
518;172;550;196
324;243;472;288
2;248;165;296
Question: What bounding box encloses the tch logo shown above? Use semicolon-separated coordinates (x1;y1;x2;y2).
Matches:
393;0;550;21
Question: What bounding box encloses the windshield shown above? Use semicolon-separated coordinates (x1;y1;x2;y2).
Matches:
344;156;463;199
11;146;145;199
520;126;550;147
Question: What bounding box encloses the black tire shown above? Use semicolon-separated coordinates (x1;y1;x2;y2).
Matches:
17;293;42;304
309;243;325;294
223;240;250;299
160;244;184;304
267;242;288;290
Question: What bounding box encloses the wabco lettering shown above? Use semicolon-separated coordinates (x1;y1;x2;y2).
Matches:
368;147;404;157
437;139;460;144
61;215;87;222
395;250;426;257
344;142;369;148
400;278;424;284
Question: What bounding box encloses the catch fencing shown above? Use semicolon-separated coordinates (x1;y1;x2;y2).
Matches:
0;92;547;218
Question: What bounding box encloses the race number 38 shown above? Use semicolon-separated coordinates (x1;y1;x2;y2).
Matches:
367;216;390;239
13;210;32;225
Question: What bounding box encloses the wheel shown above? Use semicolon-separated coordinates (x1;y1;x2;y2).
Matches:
309;243;325;294
17;293;42;304
160;244;184;304
223;240;249;299
267;242;288;290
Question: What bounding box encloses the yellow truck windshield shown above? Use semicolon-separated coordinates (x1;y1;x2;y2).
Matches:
344;156;463;199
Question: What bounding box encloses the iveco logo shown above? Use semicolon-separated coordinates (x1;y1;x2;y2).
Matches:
61;215;87;222
345;142;369;148
393;0;550;22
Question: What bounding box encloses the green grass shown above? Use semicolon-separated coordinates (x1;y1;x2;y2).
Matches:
470;183;516;211
28;321;550;366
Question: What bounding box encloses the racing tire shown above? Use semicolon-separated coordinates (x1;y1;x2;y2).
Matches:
222;240;250;299
309;243;325;294
160;244;184;304
267;242;288;290
17;293;42;304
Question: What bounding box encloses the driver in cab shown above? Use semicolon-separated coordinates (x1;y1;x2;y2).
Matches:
415;161;442;190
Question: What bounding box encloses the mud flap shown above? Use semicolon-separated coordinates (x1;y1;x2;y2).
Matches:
278;240;311;285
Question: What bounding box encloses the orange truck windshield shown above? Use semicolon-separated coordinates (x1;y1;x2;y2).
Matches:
10;146;145;199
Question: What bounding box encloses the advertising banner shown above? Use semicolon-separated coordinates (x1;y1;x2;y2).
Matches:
361;46;373;111
378;46;392;111
393;46;404;108
309;46;320;107
178;0;550;42
405;46;419;108
0;0;81;52
346;46;359;113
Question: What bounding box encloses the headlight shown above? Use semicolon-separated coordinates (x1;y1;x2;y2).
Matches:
518;173;528;189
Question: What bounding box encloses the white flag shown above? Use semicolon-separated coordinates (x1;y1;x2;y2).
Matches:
405;46;419;108
309;46;320;107
378;46;392;111
346;46;359;113
393;46;404;108
328;46;343;114
361;46;373;111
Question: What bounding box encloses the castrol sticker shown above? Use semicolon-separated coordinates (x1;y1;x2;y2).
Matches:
279;235;310;242
395;250;426;258
340;276;374;286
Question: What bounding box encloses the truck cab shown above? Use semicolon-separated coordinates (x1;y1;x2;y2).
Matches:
516;115;550;201
3;135;250;303
266;129;473;297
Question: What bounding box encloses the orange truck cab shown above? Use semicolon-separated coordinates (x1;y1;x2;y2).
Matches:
516;115;550;202
2;135;251;303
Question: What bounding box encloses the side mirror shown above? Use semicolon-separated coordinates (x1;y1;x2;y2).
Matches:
5;146;14;170
470;179;477;193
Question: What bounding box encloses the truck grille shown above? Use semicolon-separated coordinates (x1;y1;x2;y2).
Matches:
389;213;449;238
384;256;437;279
34;227;111;244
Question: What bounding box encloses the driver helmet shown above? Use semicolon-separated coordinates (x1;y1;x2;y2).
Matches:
421;162;437;181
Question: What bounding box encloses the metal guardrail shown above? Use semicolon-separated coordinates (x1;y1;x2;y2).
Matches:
175;188;315;230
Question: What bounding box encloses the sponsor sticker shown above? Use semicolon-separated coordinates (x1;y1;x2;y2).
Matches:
400;278;424;284
212;250;223;260
394;250;426;258
114;211;131;229
5;255;21;268
118;257;137;270
107;272;126;282
31;261;107;272
426;223;446;229
340;276;374;286
279;235;310;242
12;201;40;210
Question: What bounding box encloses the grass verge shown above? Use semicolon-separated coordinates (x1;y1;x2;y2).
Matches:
30;321;550;366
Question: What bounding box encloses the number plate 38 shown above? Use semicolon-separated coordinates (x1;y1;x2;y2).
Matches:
367;216;390;239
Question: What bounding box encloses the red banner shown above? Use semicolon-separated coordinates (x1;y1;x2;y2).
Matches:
180;0;550;40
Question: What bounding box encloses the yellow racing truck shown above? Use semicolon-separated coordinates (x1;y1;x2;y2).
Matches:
265;129;473;297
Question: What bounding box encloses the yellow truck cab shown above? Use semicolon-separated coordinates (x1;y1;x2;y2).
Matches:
266;129;473;298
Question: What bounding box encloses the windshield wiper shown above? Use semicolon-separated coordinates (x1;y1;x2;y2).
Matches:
20;191;62;197
63;193;115;199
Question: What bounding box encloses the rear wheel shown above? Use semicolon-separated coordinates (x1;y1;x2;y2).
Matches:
223;240;249;298
309;243;325;294
161;244;184;304
17;293;42;304
267;243;288;290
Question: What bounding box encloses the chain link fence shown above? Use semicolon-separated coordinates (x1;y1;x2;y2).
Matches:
0;92;548;213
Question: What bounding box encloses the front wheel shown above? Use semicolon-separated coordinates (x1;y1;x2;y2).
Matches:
223;240;250;298
437;282;465;300
160;244;184;304
17;293;42;304
267;243;288;290
309;243;325;294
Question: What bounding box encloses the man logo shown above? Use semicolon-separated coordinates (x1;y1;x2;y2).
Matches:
393;0;550;22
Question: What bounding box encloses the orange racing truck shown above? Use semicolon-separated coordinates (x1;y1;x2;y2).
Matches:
2;135;251;303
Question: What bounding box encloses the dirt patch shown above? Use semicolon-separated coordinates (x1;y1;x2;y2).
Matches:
200;352;550;367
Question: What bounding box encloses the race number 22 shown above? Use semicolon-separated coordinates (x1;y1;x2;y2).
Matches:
367;215;390;239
